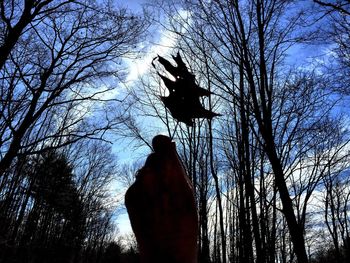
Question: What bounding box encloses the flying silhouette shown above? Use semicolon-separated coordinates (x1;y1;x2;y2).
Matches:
152;52;220;126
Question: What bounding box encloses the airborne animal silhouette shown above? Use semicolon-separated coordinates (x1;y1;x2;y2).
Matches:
153;53;220;126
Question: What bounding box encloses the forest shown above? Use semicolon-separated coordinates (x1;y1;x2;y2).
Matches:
0;0;349;263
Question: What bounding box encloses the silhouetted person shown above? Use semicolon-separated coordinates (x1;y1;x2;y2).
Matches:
125;135;198;263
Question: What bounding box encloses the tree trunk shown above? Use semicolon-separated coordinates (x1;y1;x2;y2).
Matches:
264;139;308;263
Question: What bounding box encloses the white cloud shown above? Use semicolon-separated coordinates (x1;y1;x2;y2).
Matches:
125;31;178;83
125;8;191;83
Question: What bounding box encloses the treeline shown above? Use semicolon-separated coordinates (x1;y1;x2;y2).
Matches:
0;0;147;262
0;142;119;262
122;1;350;263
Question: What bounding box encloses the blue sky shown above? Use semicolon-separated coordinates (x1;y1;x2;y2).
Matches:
120;0;146;11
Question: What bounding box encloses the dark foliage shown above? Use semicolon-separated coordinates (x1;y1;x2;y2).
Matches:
311;238;350;263
0;150;135;263
0;152;83;262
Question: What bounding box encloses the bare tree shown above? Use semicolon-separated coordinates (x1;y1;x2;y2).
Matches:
312;0;350;94
145;1;350;263
0;0;76;69
0;0;148;176
108;1;350;263
313;0;350;16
